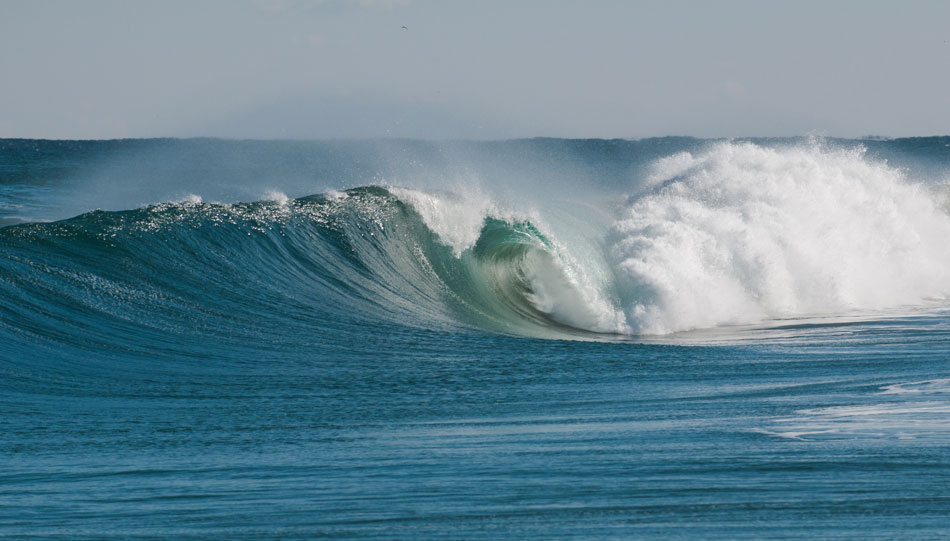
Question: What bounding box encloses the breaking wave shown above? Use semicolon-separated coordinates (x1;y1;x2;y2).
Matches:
2;140;950;346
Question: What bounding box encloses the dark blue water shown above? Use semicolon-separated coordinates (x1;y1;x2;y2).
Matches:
3;137;950;538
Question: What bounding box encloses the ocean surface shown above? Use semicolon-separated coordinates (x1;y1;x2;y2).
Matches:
3;136;950;538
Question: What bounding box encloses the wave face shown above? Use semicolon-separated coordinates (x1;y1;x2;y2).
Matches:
2;137;950;346
0;187;625;360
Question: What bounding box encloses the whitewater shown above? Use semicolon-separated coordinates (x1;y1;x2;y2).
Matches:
394;140;950;336
3;136;950;539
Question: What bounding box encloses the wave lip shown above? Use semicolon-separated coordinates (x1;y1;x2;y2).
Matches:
609;140;950;334
389;186;630;337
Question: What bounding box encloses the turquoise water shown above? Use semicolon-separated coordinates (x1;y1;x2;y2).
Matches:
2;137;950;538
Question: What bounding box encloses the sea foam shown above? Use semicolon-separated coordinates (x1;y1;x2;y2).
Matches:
610;141;950;334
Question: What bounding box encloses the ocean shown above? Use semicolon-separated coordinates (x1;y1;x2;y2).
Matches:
2;136;950;538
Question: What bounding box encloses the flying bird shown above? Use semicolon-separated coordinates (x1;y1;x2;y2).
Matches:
401;25;408;30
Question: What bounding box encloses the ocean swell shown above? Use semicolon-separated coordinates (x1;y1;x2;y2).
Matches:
0;187;627;353
3;140;950;345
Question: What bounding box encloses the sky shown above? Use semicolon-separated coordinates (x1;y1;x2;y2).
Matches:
2;0;949;140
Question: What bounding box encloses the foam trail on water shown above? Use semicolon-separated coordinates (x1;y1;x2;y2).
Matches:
610;141;950;334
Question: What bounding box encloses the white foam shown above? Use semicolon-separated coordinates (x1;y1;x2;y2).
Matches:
325;189;348;202
879;378;950;395
521;248;630;334
263;190;290;206
610;141;950;334
390;186;496;257
176;193;203;204
759;401;950;441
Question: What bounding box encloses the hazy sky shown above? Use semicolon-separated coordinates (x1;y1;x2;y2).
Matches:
2;0;949;139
